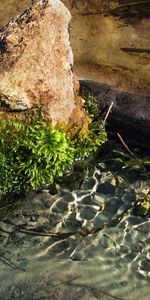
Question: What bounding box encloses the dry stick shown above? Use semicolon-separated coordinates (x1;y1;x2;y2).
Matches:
0;255;25;272
117;133;134;157
117;133;149;178
51;275;82;288
103;101;114;125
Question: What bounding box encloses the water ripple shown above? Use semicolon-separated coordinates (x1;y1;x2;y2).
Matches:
0;165;150;299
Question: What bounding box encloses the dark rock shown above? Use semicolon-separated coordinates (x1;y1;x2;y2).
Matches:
80;79;150;150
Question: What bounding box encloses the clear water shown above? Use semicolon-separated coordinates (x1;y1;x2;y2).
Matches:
0;161;150;299
0;1;150;299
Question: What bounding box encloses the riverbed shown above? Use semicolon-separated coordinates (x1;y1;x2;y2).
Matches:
0;154;150;299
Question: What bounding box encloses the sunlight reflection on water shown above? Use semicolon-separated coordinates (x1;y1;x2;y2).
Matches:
0;163;150;299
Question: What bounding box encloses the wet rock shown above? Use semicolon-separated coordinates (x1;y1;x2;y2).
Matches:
0;0;86;126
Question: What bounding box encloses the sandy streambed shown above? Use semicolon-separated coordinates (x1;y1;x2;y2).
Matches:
0;163;150;300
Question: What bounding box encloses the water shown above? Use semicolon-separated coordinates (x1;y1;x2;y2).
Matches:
0;0;150;299
0;160;150;299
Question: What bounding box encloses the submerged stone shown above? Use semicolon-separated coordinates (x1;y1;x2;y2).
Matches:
0;0;87;126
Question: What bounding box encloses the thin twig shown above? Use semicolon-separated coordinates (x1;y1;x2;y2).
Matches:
0;255;25;272
117;133;149;178
103;101;114;125
51;275;82;287
117;133;134;157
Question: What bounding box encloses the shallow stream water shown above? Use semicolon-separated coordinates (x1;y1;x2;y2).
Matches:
0;158;150;299
0;1;150;299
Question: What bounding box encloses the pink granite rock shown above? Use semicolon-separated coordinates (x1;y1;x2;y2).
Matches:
0;0;86;125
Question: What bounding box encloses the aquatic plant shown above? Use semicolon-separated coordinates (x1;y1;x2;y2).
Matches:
139;192;150;216
84;93;99;119
74;120;107;159
0;104;107;199
99;140;150;216
0;111;75;197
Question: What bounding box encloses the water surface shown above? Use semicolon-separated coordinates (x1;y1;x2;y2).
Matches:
0;161;150;299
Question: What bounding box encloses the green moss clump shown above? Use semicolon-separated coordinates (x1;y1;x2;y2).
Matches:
140;193;150;216
74;120;107;160
0;113;75;198
84;93;99;119
134;192;150;217
0;106;107;199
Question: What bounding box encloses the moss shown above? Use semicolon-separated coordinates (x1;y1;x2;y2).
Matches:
134;192;150;217
0;105;107;200
140;193;150;216
0;113;74;197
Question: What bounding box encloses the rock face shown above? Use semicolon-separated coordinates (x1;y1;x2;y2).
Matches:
63;0;150;96
0;0;86;125
63;0;109;15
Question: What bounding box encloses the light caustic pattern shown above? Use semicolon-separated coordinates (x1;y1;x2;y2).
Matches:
38;167;150;277
0;163;150;299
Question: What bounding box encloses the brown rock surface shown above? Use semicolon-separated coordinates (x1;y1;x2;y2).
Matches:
62;0;109;15
0;0;86;126
63;0;150;96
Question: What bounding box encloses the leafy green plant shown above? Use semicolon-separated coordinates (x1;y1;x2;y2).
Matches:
139;192;150;216
74;120;107;159
100;140;149;177
133;191;150;217
99;140;150;216
74;91;107;159
110;148;150;178
84;93;99;119
0;103;107;199
0;113;75;198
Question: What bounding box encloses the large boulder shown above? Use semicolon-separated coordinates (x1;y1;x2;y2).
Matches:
0;0;87;126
